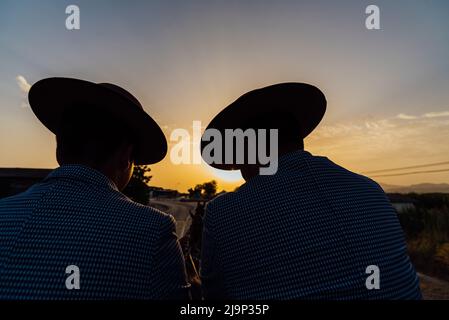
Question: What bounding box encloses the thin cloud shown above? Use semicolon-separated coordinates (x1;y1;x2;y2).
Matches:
396;111;449;120
397;113;418;120
423;111;449;118
16;75;31;93
307;114;449;182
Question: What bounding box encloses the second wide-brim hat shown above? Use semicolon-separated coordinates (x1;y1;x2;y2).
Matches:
201;82;327;170
28;77;167;165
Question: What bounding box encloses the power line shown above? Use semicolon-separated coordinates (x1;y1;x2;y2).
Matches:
362;161;449;174
370;168;449;178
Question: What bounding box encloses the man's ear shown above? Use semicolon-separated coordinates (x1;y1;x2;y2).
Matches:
56;146;62;165
118;144;134;169
55;136;63;165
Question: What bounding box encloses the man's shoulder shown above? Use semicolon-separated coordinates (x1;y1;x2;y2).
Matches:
312;155;385;190
204;189;252;225
0;183;173;230
106;190;174;225
206;190;239;212
0;183;46;211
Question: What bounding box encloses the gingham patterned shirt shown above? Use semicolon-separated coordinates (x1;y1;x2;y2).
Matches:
200;150;421;300
0;165;188;299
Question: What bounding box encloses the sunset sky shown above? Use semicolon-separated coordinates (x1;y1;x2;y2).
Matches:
1;0;449;192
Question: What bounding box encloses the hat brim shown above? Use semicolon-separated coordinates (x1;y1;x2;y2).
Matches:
28;78;167;165
201;82;326;170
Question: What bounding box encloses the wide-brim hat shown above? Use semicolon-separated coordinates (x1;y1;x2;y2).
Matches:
28;77;167;165
201;82;326;170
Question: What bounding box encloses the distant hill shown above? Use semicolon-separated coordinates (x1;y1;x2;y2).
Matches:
380;183;449;194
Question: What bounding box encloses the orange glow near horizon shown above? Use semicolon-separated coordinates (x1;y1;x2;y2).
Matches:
2;110;449;193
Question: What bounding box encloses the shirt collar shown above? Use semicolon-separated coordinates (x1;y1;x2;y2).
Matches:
276;149;315;172
44;164;119;191
239;149;318;187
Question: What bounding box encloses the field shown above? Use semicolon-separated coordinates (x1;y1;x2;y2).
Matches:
396;193;449;298
397;193;449;282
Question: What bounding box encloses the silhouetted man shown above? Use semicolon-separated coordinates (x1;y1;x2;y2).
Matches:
0;78;189;299
200;83;421;299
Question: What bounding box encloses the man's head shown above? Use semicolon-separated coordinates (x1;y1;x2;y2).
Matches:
201;82;326;181
239;111;305;181
56;106;135;190
28;78;168;188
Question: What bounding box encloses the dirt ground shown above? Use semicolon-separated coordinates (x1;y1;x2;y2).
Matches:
419;273;449;300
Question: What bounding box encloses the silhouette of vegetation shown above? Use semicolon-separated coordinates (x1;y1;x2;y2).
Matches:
123;165;152;205
180;201;206;300
187;180;217;199
398;193;449;281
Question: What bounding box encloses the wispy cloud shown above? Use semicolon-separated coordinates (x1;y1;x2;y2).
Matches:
396;110;449;120
397;113;418;120
308;112;449;179
423;111;449;118
16;75;31;93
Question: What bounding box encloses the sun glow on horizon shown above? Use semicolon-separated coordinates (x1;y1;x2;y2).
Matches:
206;165;244;183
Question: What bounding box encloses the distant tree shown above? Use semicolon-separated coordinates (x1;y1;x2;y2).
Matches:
188;184;203;199
132;165;152;184
123;165;152;205
202;180;217;199
187;180;218;200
